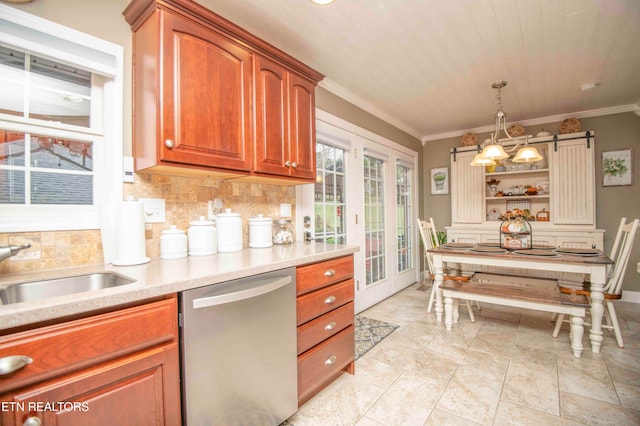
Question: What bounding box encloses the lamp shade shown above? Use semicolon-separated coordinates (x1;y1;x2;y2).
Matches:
512;146;543;163
470;153;496;167
480;143;509;160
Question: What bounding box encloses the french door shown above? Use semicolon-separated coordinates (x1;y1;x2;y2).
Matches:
297;112;418;313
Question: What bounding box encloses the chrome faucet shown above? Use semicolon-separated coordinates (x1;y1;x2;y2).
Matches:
0;244;31;262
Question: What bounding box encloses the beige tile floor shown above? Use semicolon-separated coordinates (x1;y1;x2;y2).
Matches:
288;282;640;426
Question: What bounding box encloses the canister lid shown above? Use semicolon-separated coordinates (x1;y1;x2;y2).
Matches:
189;216;215;226
217;208;240;218
249;213;272;223
161;225;185;235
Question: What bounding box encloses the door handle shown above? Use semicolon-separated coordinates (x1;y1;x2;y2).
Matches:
193;276;291;309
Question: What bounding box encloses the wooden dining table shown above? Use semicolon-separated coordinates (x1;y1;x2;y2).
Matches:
428;244;614;353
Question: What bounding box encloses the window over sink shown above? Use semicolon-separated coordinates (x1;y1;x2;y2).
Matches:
0;3;123;232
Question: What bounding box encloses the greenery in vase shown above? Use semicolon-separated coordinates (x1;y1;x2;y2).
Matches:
603;157;628;177
433;172;446;182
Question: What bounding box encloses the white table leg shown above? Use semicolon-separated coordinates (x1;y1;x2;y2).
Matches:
444;295;453;331
433;253;444;322
452;298;460;324
589;268;607;353
570;315;584;358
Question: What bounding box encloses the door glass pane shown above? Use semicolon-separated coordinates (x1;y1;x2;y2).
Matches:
397;163;413;272
314;143;347;245
364;155;385;285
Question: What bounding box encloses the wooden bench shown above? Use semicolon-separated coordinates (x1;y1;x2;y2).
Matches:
441;273;589;358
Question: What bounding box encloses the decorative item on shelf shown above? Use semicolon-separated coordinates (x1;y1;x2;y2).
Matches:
469;81;543;166
460;132;477;147
536;181;549;195
536;208;550;222
498;214;532;250
524;185;538;195
536;129;551;137
506;124;525;137
486;178;500;196
487;207;502;221
560;118;581;134
506;200;532;213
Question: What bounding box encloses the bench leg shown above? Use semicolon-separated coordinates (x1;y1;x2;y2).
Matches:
569;315;584;358
552;313;565;337
444;296;454;331
452;298;460;324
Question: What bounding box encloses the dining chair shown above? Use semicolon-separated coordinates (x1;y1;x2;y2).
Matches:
416;218;476;321
552;217;640;347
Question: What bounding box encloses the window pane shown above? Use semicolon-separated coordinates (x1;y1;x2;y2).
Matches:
31;171;92;205
0;47;26;117
0;169;25;203
29;55;91;127
31;135;93;171
0;132;26;166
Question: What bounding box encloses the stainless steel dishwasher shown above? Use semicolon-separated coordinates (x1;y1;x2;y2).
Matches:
179;268;297;425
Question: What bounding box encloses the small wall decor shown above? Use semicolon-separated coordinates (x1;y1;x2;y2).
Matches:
602;149;633;186
431;167;449;195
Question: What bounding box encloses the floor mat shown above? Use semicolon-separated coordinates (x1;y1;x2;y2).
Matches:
354;315;400;360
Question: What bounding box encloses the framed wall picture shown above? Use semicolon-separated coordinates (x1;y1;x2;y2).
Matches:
431;167;449;195
602;149;633;187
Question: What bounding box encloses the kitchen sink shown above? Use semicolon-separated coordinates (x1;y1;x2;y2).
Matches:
0;272;136;305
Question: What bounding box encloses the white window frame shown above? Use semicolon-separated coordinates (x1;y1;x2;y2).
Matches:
0;4;123;240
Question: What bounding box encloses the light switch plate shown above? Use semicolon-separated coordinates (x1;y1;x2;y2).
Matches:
123;156;134;183
280;203;292;218
139;198;166;223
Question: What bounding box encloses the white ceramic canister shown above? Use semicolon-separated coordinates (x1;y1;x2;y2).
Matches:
216;208;243;252
188;216;218;256
248;214;273;248
160;225;188;259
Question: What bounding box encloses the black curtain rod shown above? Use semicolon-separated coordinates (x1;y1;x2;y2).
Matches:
449;131;591;156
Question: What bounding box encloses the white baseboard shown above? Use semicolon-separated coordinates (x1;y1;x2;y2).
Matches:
622;290;640;303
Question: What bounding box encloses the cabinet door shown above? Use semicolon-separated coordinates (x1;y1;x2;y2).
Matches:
288;73;316;180
550;138;595;225
160;12;252;171
451;150;484;223
0;346;181;426
254;55;290;176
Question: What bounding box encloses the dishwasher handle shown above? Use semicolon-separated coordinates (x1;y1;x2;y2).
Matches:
192;275;292;309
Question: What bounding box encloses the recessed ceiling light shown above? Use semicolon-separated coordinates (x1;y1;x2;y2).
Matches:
311;0;336;5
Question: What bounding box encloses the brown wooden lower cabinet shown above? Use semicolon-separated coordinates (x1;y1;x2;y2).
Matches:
296;255;355;406
0;296;181;425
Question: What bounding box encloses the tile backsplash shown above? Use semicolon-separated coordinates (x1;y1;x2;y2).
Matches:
0;173;296;274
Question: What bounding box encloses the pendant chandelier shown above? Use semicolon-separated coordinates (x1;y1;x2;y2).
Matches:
470;81;543;166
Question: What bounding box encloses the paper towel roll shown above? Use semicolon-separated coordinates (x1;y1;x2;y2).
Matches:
112;198;150;266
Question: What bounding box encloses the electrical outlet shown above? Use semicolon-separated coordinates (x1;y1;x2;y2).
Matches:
139;198;166;223
280;203;292;218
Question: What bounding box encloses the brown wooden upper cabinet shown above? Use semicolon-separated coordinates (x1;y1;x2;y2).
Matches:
124;0;324;182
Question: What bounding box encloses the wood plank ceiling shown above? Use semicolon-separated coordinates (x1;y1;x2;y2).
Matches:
196;0;640;141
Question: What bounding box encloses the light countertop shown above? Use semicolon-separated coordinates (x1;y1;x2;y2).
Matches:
0;243;359;331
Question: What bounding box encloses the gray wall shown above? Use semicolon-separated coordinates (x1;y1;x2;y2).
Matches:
423;112;640;293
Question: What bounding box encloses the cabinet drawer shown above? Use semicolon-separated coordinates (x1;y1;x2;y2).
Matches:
297;302;353;355
0;297;177;393
298;325;354;403
297;279;353;325
297;255;353;295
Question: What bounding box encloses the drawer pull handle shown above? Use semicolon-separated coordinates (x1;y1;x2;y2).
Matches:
324;295;336;304
325;355;337;366
325;321;337;331
23;417;42;426
324;269;336;277
0;355;33;376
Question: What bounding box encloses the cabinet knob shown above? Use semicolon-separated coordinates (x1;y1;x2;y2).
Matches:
165;139;175;149
284;160;291;167
324;295;336;305
325;321;337;331
291;162;298;168
324;269;336;277
324;355;337;366
0;355;33;375
23;417;41;426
